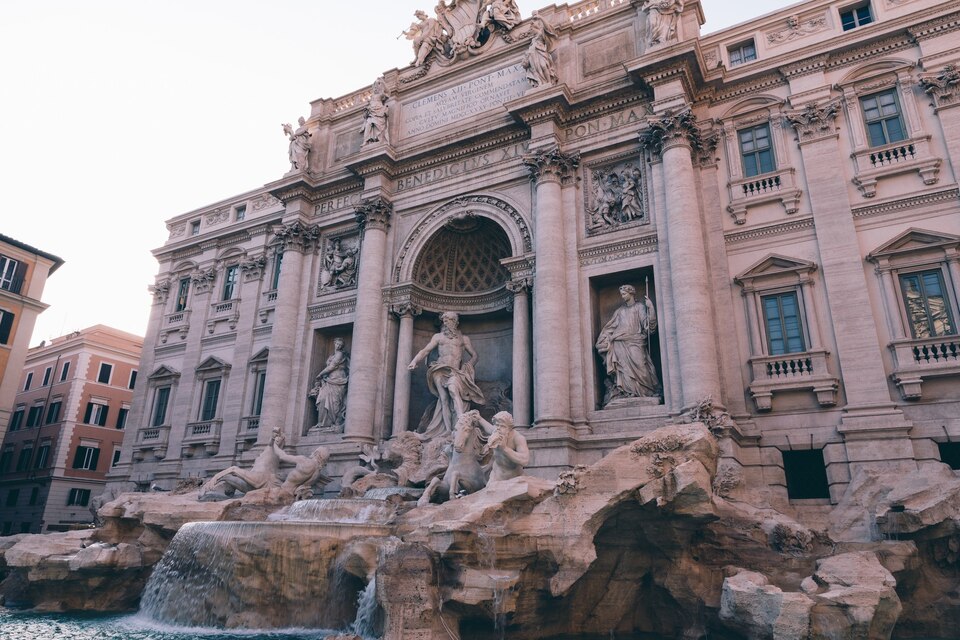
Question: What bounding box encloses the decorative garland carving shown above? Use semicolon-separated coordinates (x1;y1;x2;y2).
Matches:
251;193;281;212
766;14;828;47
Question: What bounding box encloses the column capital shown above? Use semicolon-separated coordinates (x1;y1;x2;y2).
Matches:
639;108;713;156
190;267;217;294
150;279;171;305
240;254;268;282
273;220;321;252
919;64;960;110
390;302;422;319
355;197;393;231
784;99;841;143
506;277;533;294
523;146;580;185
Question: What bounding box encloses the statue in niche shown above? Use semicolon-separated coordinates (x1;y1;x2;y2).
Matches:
522;15;558;89
587;166;646;231
319;238;358;291
595;284;661;406
282;117;311;173
362;77;390;147
308;337;350;432
479;0;521;32
401;9;446;67
642;0;684;47
408;311;485;437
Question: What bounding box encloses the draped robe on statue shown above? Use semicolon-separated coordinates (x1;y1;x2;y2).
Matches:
596;297;660;402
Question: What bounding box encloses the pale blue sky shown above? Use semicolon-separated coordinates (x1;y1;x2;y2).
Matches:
0;0;799;344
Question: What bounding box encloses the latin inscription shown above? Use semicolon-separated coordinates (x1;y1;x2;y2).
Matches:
565;105;648;142
396;142;529;192
315;193;362;216
401;64;530;138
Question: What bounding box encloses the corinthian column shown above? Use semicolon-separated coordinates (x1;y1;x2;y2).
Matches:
640;110;722;410
390;302;421;438
523;148;579;428
259;220;319;443
344;197;393;444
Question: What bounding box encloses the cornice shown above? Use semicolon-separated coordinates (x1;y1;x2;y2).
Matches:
578;233;658;267
779;53;830;80
851;187;960;219
395;130;528;177
907;9;960;42
724;217;815;245
825;33;915;71
308;298;357;322
709;73;787;106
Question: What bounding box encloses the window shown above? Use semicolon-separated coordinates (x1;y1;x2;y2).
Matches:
9;408;24;432
200;379;221;421
860;90;906;147
112;449;122;467
782;449;831;500
5;489;19;507
72;446;100;471
840;2;873;30
83;402;109;427
175;277;190;312
0;309;13;345
190;220;201;236
45;401;61;425
728;41;757;67
271;251;283;290
116;407;129;430
59;360;71;382
222;265;239;301
0;448;13;473
900;270;956;339
938;442;960;470
739;124;775;177
0;255;21;292
16;447;32;472
97;363;113;384
25;405;43;428
67;488;91;507
251;370;267;416
23;372;32;391
762;292;806;355
128;370;138;389
152;386;171;427
235;205;246;221
34;444;49;470
28;487;39;506
42;367;52;387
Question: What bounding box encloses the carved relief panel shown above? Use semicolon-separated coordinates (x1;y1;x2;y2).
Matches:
317;232;361;296
583;158;650;237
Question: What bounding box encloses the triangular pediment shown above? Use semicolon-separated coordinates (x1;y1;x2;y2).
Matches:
195;356;231;373
148;365;181;380
735;254;818;284
868;228;960;261
249;348;269;364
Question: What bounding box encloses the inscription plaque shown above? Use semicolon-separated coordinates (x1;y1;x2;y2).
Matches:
401;64;530;138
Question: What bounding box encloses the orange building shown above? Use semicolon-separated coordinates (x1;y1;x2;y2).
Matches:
0;234;63;445
0;326;142;535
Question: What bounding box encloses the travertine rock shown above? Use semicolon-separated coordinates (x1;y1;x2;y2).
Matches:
808;552;901;640
720;569;814;639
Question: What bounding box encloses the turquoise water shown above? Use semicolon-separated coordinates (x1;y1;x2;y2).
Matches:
0;609;338;640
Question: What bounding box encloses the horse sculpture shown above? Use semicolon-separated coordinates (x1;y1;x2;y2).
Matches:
417;410;488;506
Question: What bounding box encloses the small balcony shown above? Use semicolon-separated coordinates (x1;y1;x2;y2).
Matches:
236;416;261;452
727;168;802;225
851;136;941;198
182;419;222;457
748;349;839;412
206;299;240;334
161;310;191;343
889;335;960;400
132;425;171;461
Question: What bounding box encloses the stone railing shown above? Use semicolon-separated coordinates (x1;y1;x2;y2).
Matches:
211;299;237;315
258;291;278;325
161;310;191;344
851;136;941;197
235;416;261;453
748;349;839;411
727;167;802;224
206;299;240;334
182;419;222;457
332;88;373;115
889;335;960;399
132;425;171;462
567;0;626;22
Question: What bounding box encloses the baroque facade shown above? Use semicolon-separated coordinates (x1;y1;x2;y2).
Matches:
0;326;141;535
114;0;960;508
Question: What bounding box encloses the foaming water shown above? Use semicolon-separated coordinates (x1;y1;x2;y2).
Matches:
0;609;336;640
269;498;395;524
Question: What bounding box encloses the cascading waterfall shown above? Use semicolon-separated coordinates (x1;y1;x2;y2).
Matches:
349;576;380;639
270;498;396;524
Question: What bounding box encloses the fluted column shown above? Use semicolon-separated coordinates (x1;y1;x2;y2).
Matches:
640;110;722;410
259;221;319;443
879;269;905;341
344;198;393;444
390;303;421;438
523;148;578;428
507;278;532;428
